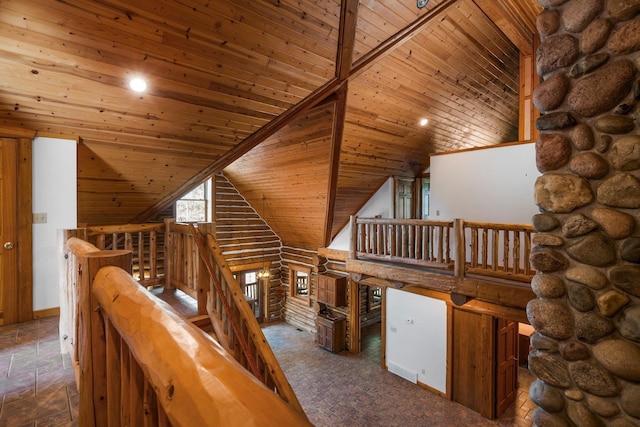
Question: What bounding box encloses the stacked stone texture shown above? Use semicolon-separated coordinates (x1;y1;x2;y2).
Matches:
529;0;640;426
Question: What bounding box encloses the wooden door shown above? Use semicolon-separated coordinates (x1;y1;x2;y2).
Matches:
496;318;518;416
394;178;413;219
0;138;18;324
451;307;496;418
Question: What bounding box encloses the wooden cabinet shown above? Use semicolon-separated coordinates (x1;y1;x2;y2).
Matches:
316;314;345;353
316;273;347;307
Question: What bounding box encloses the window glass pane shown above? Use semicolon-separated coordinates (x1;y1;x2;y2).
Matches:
176;200;206;222
245;271;257;284
182;183;205;200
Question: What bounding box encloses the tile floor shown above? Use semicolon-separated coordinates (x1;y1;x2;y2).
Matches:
0;309;535;427
0;316;78;427
262;321;535;427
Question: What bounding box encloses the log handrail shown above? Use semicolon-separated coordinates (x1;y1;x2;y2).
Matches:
188;224;261;380
188;224;307;419
91;265;311;427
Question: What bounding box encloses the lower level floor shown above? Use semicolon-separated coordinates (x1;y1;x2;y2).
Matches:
263;320;535;426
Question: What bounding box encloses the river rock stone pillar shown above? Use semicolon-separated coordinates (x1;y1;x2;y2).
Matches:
529;1;640;426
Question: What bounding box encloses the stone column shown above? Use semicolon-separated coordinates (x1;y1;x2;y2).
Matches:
528;0;640;426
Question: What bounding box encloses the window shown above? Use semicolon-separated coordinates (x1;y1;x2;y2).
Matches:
176;179;212;222
289;265;311;305
422;177;430;219
233;269;260;319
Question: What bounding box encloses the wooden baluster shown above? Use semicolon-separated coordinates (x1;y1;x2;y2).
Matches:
514;230;521;275
492;229;499;271
390;224;396;257
96;234;105;250
105;316;121;427
138;232;145;281
120;341;131;427
502;229;509;272
437;225;444;263
471;227;478;268
482;228;488;269
524;230;532;275
149;231;157;281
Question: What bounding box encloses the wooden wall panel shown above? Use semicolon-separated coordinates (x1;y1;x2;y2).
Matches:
224;103;336;250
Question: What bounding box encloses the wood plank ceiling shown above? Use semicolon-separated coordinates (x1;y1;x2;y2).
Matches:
0;0;540;249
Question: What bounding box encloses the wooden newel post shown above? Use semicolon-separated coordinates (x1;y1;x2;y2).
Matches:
197;223;215;315
77;250;132;427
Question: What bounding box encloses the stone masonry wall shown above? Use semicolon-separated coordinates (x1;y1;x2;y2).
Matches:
528;0;640;426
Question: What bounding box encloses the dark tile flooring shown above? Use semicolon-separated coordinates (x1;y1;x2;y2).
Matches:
0;316;77;427
0;296;535;427
263;321;535;427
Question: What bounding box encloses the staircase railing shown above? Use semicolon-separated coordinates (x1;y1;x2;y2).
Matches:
188;224;307;419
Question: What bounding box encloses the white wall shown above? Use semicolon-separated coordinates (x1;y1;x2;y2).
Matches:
32;137;77;311
386;287;447;393
429;143;539;224
328;178;393;250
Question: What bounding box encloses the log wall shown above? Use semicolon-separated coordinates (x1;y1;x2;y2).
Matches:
214;173;283;322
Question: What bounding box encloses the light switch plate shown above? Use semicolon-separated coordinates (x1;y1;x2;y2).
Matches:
33;213;47;224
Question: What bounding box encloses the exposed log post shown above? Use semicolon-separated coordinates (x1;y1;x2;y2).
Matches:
348;278;360;354
349;215;357;260
58;228;87;356
197;222;215;315
75;248;132;427
454;218;466;281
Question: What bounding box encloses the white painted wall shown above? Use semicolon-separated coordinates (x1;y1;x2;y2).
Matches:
386;288;447;393
328;178;393;250
32;137;77;311
429;143;539;224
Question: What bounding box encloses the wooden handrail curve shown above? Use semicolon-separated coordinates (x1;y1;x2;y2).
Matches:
188;225;307;420
92;265;311;427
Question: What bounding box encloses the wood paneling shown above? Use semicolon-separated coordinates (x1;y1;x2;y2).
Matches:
0;0;539;246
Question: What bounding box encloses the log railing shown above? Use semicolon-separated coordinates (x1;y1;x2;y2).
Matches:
85;223;165;288
351;217;455;270
351;216;535;283
84;257;311;426
188;224;307;419
464;221;534;282
64;237;310;425
65;221;209;316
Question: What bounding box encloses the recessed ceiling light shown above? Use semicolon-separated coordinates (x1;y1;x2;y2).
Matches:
419;118;429;126
129;77;147;92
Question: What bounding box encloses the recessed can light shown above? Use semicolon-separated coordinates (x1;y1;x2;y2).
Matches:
129;77;147;92
419;118;429;126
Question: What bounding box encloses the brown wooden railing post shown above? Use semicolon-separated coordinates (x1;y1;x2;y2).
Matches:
164;219;175;290
58;228;87;356
454;218;465;280
197;222;215;315
73;246;132;427
349;215;357;260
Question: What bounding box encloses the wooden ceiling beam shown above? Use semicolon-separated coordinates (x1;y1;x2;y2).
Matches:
472;0;538;55
335;0;360;81
323;84;348;247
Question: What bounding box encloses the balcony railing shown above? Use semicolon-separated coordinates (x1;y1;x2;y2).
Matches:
350;217;535;283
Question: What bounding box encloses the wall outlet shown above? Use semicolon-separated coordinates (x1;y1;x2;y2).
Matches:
33;213;47;224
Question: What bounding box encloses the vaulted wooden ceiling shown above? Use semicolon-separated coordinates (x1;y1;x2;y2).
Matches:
0;0;540;249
